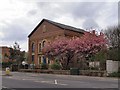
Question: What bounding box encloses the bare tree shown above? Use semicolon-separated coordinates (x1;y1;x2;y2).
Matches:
105;25;120;48
105;25;120;61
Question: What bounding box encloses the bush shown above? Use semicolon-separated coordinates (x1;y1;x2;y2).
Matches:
50;63;61;70
88;67;99;70
2;62;12;68
108;72;120;77
41;63;48;70
11;64;19;71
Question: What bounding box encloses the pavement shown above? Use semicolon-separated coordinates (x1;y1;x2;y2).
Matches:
1;71;119;89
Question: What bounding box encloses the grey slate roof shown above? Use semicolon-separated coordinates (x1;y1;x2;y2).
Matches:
28;19;85;37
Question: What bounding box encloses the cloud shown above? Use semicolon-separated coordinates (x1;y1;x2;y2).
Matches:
27;9;38;16
32;2;68;20
0;17;34;51
34;2;117;29
82;18;99;29
119;2;120;24
62;2;105;19
2;25;27;41
0;1;118;51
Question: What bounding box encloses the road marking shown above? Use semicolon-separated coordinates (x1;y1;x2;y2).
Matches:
41;81;51;83
5;76;26;81
2;86;16;90
58;83;68;86
34;81;40;82
34;80;68;86
8;77;13;78
35;80;52;84
5;76;43;81
22;78;34;80
10;89;16;90
2;86;8;88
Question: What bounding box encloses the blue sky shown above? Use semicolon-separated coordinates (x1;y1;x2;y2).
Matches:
0;0;118;51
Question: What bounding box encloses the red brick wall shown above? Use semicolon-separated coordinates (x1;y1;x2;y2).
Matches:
28;21;83;65
1;47;10;62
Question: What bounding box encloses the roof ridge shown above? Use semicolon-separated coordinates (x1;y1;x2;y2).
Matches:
44;19;82;30
28;19;85;37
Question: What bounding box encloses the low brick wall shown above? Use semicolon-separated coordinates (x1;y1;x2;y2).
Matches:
19;69;107;77
19;69;52;73
19;69;70;75
52;70;70;75
79;70;107;77
19;69;35;72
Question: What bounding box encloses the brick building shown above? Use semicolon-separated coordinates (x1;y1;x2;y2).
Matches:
0;46;11;63
28;19;85;67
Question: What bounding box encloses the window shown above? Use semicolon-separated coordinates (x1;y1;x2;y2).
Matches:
41;40;47;50
39;43;42;52
48;58;50;64
38;55;41;64
42;41;46;48
42;56;46;64
32;43;35;52
32;55;34;62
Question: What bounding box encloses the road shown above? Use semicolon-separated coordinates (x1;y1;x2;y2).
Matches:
1;71;119;89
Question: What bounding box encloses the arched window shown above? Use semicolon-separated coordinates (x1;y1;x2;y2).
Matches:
32;43;35;52
39;43;42;52
42;41;46;48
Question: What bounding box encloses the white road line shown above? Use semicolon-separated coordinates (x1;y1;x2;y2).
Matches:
57;83;68;86
2;86;8;88
41;81;51;83
35;80;53;84
34;81;41;82
10;89;16;90
2;86;16;90
34;80;68;86
7;77;12;78
22;78;34;80
5;76;22;80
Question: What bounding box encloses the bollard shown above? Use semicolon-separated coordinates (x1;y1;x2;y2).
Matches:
55;80;57;84
5;67;10;76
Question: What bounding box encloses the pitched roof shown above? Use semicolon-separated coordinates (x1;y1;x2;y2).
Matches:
28;19;85;37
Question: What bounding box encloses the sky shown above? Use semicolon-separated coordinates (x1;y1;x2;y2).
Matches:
0;0;118;51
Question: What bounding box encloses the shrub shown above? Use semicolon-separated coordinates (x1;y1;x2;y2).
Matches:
108;72;120;77
89;67;99;70
11;64;19;71
41;63;48;70
2;62;13;68
50;63;61;70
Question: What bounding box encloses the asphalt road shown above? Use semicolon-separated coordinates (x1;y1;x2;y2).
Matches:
1;71;119;89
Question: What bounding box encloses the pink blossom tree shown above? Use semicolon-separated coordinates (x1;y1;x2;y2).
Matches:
43;37;72;69
43;30;107;69
69;31;107;58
